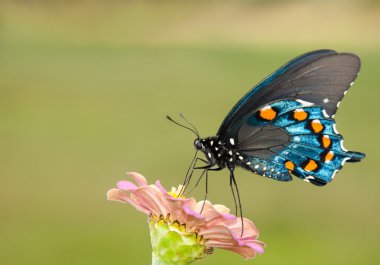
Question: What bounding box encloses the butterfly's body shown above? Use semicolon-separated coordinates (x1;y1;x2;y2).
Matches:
189;50;365;187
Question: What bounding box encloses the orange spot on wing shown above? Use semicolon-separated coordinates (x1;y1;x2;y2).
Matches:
322;135;331;148
259;106;277;121
293;109;308;121
285;161;295;171
304;159;318;171
325;151;334;163
311;120;324;133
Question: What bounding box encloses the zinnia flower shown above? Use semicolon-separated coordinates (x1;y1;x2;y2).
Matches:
107;172;265;265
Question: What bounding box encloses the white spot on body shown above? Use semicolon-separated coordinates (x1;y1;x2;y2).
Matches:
229;138;235;145
297;99;314;107
323;98;330;103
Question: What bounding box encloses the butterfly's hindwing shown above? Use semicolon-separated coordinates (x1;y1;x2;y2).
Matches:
234;99;364;185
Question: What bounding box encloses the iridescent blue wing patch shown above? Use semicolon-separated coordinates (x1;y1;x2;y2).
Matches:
234;99;365;186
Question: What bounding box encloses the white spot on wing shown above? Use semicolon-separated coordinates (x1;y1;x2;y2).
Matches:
322;110;329;118
210;140;214;146
350;81;354;86
229;138;235;145
238;156;243;160
337;101;341;108
261;105;272;111
331;170;339;179
341;157;350;167
297;99;314;106
208;152;212;158
344;90;348;95
333;124;339;134
228;150;233;155
323;98;329;103
340;140;348;152
254;165;259;169
246;161;251;165
294;136;301;142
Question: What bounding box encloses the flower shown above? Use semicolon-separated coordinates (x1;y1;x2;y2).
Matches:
107;172;265;265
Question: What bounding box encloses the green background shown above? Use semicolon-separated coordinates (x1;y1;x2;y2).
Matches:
1;1;379;264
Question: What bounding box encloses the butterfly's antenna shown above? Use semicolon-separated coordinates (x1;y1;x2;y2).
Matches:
179;113;200;139
166;115;199;139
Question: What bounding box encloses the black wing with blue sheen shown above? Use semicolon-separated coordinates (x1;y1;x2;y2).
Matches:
217;50;361;140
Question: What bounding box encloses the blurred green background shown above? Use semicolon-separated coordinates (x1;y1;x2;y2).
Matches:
1;0;379;264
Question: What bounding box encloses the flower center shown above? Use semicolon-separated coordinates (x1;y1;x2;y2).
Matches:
167;185;186;199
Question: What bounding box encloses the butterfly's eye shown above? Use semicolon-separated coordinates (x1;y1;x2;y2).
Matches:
194;139;203;150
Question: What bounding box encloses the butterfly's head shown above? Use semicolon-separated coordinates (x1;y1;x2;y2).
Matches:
194;139;204;151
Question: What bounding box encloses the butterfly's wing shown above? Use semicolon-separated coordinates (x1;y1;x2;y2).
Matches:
217;50;365;185
218;50;361;139
235;100;364;185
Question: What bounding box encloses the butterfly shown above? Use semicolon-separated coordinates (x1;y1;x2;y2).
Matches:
169;49;365;195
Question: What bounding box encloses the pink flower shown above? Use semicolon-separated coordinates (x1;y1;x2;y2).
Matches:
107;172;265;263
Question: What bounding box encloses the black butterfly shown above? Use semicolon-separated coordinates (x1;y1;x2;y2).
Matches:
169;49;365;215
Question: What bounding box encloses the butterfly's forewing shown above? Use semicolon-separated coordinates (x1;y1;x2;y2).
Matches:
218;50;361;140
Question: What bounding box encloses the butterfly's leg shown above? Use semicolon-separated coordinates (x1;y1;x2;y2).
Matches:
185;165;223;196
180;151;199;195
229;168;244;237
181;153;209;195
198;166;225;213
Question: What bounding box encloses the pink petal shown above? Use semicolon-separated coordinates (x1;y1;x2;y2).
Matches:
246;242;265;254
131;186;168;216
117;181;137;191
127;172;148;186
107;189;150;214
155;180;168;194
